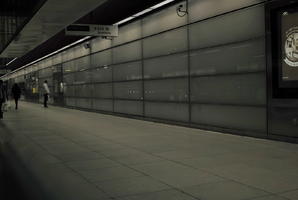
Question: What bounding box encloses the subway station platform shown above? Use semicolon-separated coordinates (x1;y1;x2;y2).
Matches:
1;102;298;200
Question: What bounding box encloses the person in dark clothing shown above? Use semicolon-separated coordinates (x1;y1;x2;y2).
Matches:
0;80;7;119
11;83;21;110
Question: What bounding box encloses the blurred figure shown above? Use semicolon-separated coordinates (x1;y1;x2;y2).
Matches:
11;83;21;110
43;80;50;108
0;80;7;119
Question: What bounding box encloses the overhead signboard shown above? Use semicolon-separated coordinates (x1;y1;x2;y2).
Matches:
65;24;118;37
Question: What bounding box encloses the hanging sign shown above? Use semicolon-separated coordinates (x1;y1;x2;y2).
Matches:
65;24;118;37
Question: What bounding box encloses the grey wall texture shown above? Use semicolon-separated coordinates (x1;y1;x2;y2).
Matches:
6;0;269;138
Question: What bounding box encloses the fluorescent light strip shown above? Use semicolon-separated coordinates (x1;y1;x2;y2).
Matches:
114;16;135;25
133;8;153;17
115;0;175;25
151;0;175;9
6;36;91;76
6;57;18;66
3;0;176;78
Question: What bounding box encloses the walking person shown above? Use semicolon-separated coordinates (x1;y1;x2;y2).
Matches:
43;80;50;108
0;80;7;119
11;83;21;110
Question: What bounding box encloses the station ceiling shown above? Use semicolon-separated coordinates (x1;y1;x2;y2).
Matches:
0;0;46;73
0;0;170;74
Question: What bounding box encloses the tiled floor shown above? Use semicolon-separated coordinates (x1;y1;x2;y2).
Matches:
0;102;298;200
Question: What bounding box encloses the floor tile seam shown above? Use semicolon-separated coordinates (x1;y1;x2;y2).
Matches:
183;186;272;200
58;157;108;164
14;108;242;152
78;134;245;187
242;194;290;200
24;102;297;151
21;123;77;143
66;166;118;197
87;174;146;183
108;188;200;200
98;175;203;200
28;107;99;139
43;150;116;198
24;118;109;155
245;194;292;200
66;165;120;172
26;125;115;164
13;131;114;198
70;126;219;148
64;157;120;165
78;129;233;157
79;134;235;175
274;188;298;199
78;134;188;159
18;104;294;198
159;157;278;197
15;107;293;199
111;188;188;200
69;137;202;200
95;151;212;200
275;195;292;200
276;188;298;194
26;102;226;143
22;133;114;196
54;135;182;198
57;162;120;199
180;180;279;200
113;158;164;166
9;131;63;165
70;154;162;167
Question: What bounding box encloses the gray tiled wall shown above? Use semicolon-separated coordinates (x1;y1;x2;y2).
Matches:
17;0;268;135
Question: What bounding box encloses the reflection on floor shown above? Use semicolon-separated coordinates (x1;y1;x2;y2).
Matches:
0;102;298;200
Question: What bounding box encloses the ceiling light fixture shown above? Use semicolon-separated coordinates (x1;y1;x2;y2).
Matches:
3;36;91;77
114;0;175;25
2;0;176;78
5;57;18;66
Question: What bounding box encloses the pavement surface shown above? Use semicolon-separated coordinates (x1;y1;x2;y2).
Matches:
0;102;298;200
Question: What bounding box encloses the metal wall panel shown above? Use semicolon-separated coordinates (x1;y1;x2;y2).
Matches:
190;38;266;75
191;73;266;105
113;21;142;46
191;104;267;132
114;81;143;100
8;1;269;138
113;61;142;81
142;1;187;37
144;79;188;102
144;53;188;79
112;41;142;63
145;102;189;122
90;50;112;68
189;0;265;23
76;98;92;109
91;38;112;53
189;5;265;50
93;99;113;112
114;100;143;115
143;27;188;58
91;67;112;83
93;83;113;98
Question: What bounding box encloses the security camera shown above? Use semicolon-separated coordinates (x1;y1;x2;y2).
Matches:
83;42;90;49
176;4;188;17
